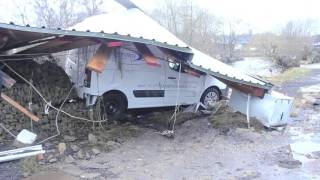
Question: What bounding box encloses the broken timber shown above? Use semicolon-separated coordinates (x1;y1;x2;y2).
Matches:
1;93;40;121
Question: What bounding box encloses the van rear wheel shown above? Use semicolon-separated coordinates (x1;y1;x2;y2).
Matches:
200;87;220;109
101;92;127;121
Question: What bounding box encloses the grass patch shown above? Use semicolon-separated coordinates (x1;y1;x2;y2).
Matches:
20;157;40;175
266;67;311;85
210;112;265;131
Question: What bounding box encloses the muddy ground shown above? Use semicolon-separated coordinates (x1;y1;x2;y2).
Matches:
1;68;320;180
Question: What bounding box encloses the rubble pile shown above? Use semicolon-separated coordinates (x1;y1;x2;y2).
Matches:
3;60;76;105
0;60;88;139
0;60;144;166
209;103;265;134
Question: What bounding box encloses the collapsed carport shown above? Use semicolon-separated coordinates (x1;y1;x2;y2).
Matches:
0;22;294;162
0;22;291;128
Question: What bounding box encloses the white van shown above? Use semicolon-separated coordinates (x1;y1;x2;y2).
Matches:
67;42;227;120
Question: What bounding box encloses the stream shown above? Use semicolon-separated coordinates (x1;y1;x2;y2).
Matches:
232;57;281;77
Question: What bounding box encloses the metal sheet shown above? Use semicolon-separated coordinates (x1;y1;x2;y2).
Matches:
0;22;192;56
229;89;294;127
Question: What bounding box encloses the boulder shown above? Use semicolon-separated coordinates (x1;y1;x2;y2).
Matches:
57;143;67;154
88;133;98;144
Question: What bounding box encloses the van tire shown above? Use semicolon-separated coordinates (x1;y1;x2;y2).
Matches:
101;92;127;121
200;87;220;108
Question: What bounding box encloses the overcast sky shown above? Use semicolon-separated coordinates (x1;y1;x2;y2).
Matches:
0;0;319;34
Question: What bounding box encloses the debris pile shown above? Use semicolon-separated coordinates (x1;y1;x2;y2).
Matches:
209;101;265;134
290;85;320;117
0;60;83;139
0;59;143;166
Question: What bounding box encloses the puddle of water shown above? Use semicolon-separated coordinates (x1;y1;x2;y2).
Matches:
289;119;320;162
300;84;320;94
301;63;320;69
289;122;320;167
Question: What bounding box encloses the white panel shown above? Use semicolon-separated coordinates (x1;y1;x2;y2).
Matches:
229;89;294;127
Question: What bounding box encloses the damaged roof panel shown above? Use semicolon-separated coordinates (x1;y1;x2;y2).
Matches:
189;48;273;92
0;22;192;56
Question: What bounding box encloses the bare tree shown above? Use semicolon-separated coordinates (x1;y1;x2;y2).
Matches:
31;0;105;29
282;19;316;37
248;20;315;68
33;0;59;28
12;0;31;25
221;21;237;60
152;0;223;58
81;0;104;16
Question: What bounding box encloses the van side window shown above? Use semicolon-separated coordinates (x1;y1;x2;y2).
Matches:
168;61;185;73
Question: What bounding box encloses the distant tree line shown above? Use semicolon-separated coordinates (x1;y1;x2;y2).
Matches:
151;0;242;62
248;20;317;68
151;0;319;67
13;0;319;68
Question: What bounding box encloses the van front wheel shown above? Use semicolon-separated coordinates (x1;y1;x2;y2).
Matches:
101;92;127;121
200;87;220;109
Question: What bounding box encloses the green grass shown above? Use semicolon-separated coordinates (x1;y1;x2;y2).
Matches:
266;67;311;85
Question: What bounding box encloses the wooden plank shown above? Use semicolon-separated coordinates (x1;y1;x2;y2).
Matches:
0;70;16;88
86;45;113;73
1;93;40;122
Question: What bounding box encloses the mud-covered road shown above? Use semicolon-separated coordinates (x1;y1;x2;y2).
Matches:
1;65;320;180
24;66;320;179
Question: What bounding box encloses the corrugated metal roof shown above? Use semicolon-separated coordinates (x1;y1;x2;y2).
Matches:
0;22;192;55
0;7;273;93
69;8;188;49
189;48;273;90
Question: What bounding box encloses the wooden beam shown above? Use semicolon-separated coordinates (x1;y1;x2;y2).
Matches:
1;93;40;122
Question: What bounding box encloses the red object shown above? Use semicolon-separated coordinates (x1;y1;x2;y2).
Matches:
107;41;123;47
144;55;161;67
184;69;201;78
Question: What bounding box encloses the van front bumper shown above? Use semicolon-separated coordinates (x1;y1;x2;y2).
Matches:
220;87;230;100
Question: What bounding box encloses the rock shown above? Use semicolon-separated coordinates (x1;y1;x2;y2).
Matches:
85;151;91;160
63;135;76;142
44;142;54;148
219;127;231;135
36;154;44;161
48;158;58;163
88;133;98;144
92;148;101;155
278;160;302;169
70;144;80;152
22;172;30;178
65;155;75;163
57;143;67;154
106;141;121;151
80;173;101;179
77;150;84;159
306;151;320;159
235;170;261;180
